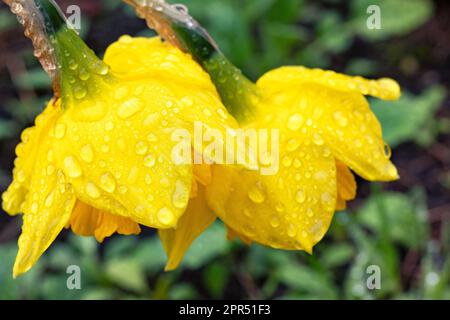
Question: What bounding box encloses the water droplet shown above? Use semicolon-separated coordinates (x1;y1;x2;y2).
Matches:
45;191;55;207
105;121;114;131
63;156;82;178
117;98;143;119
313;133;324;146
322;147;332;158
307;208;314;217
275;202;285;213
333;111;348;127
384;144;392;158
79;68;90;81
270;215;281;228
287;138;300;152
147;133;158;142
94;62;109;75
287;113;304;131
296;189;306;203
321;192;333;210
144;154;156;167
160;177;170;187
101;144;110;153
157;207;175;226
100;172;116;193
86;182;100;199
54;123;66;139
172;180;189;209
80;144;94;163
30;202;38;214
114;86;129;100
16;169;26;183
282;156;292;167
73;84;87;99
287;224;297;238
118;186;128;194
43;162;54;175
68;59;78;70
135;141;148;155
248;182;266;204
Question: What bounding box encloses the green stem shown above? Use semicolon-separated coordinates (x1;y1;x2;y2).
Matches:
125;0;259;122
6;0;111;107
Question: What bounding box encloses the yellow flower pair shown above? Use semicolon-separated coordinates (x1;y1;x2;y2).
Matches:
2;0;400;277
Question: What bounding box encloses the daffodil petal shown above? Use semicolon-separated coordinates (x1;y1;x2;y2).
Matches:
206;132;337;253
257;82;398;181
335;161;357;210
336;161;357;201
2;101;61;215
67;200;141;243
159;185;216;271
52;88;193;229
258;66;401;101
13;150;76;278
226;227;252;245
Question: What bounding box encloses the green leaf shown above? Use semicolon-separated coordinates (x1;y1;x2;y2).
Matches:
372;86;446;147
276;262;337;298
357;189;428;249
320;244;355;268
350;0;433;41
204;262;230;298
105;258;148;293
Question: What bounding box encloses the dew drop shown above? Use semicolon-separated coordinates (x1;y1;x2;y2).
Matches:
73;84;87;99
54;123;66;139
30;202;38;214
296;189;306;203
105;121;114;131
135;141;148;155
287;138;300;152
333;111;348;127
313;133;324;146
247;182;266;204
78;68;90;81
157;207;175;226
45;191;55;207
287;224;297;238
144;154;156;168
287;113;304;131
100;172;116;193
78;144;93;163
172;180;189;209
86;182;101;199
63;156;82;178
270;215;281;228
117;98;143;119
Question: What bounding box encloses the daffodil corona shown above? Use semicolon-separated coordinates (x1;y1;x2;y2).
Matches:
126;0;401;268
2;0;238;277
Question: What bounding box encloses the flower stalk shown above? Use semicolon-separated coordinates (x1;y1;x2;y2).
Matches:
4;0;111;107
124;0;258;122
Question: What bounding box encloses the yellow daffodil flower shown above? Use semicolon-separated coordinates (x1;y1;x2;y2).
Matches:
2;0;238;277
125;0;400;269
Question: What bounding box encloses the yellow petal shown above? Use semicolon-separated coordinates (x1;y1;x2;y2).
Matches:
13;144;76;277
206;105;338;252
67;200;141;243
258;66;401;101
226;227;252;245
159;185;216;271
335;161;357;210
257;81;398;181
104;36;240;154
2;100;62;215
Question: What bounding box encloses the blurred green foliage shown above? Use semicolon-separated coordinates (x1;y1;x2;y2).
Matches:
0;0;448;300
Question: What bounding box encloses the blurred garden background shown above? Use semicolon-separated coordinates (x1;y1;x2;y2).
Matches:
0;0;449;299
